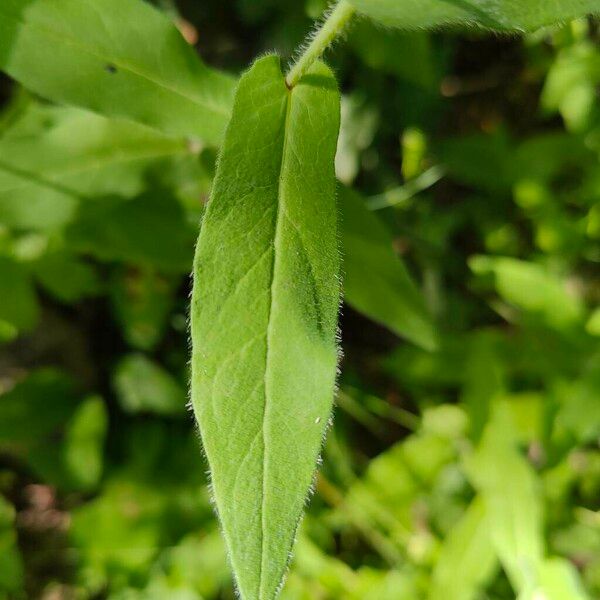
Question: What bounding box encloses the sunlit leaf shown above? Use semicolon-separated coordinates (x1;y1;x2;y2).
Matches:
586;307;600;336
542;40;600;133
0;104;189;231
191;55;341;600
349;0;600;32
538;558;589;600
429;496;498;600
470;256;584;330
0;0;236;143
466;402;544;595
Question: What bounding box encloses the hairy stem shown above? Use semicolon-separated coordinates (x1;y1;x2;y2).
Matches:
286;0;356;88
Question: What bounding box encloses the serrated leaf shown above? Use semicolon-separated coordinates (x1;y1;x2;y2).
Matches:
429;496;498;600
348;0;600;32
340;186;437;350
0;104;189;231
0;0;235;144
191;55;341;600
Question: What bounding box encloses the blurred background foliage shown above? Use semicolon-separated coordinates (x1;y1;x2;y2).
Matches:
0;0;599;598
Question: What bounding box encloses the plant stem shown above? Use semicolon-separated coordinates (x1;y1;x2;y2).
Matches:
286;0;356;88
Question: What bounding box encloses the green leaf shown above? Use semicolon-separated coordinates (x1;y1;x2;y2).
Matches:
110;267;178;351
191;55;341;600
470;256;584;330
461;331;505;442
340;187;438;351
349;22;439;89
436;133;515;194
33;251;101;303
66;190;196;273
348;0;600;32
71;480;166;587
555;366;600;444
0;104;189;231
0;368;79;446
537;558;590;600
0;255;39;332
63;396;108;490
466;401;544;595
0;496;23;594
0;0;236;144
542;40;600;133
437;132;594;196
586;307;600;336
114;354;187;416
428;496;498;600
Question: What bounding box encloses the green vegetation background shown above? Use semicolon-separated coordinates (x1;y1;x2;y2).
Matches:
0;0;598;598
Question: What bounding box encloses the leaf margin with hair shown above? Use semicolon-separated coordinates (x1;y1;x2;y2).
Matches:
191;55;341;600
348;0;600;32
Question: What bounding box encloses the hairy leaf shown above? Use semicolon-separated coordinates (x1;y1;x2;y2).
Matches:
349;0;600;32
0;0;235;143
191;56;341;600
340;186;437;350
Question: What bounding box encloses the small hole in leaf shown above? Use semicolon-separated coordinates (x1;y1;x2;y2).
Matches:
105;64;118;74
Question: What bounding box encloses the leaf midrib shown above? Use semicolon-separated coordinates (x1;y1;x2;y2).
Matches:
0;7;233;120
258;83;293;600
